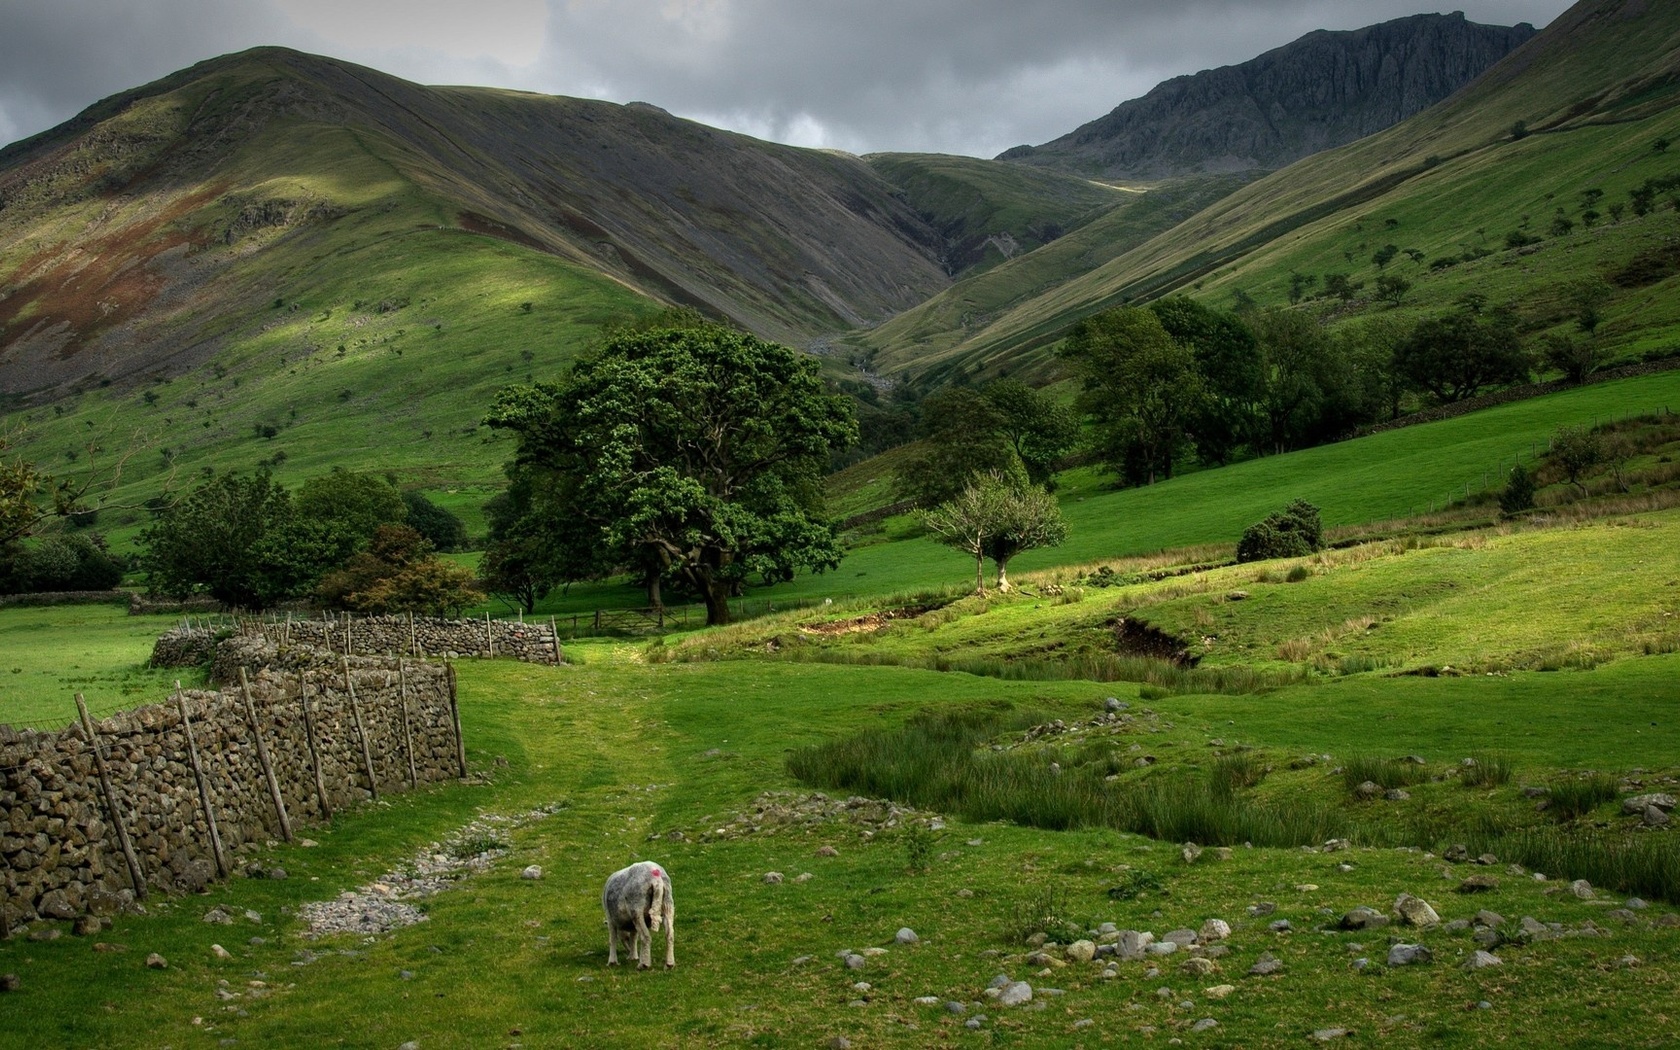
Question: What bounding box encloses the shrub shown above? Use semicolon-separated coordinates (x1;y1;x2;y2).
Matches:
1236;499;1324;563
1499;464;1537;515
2;534;124;594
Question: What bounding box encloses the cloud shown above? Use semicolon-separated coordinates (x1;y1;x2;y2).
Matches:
1;0;1577;156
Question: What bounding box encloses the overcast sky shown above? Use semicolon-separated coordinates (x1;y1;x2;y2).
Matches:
1;0;1576;158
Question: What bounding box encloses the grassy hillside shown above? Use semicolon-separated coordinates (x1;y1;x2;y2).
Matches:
858;0;1680;382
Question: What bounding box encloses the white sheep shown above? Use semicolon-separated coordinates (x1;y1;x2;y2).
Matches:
602;860;675;969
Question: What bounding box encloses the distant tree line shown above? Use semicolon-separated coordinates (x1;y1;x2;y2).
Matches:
1057;297;1535;486
140;468;476;613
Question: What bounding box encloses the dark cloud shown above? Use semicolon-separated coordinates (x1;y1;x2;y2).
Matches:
1;0;1576;156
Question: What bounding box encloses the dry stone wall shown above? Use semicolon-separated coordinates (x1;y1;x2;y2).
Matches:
1;634;467;934
250;613;563;664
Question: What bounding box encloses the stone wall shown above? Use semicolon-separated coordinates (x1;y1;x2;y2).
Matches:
249;613;563;664
0;637;466;933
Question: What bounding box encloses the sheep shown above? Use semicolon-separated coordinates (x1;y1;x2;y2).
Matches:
602;860;675;970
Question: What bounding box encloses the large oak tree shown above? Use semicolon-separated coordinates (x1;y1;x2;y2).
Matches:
486;320;856;625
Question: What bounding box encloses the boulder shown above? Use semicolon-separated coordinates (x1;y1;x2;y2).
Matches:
1393;894;1440;927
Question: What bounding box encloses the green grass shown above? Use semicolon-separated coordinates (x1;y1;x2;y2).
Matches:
0;604;209;728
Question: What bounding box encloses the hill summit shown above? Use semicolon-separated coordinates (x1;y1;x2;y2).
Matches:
1001;12;1536;179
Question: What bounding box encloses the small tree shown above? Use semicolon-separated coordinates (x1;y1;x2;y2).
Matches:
1375;273;1411;307
1550;425;1603;493
315;524;483;615
1543;334;1604;384
1499;464;1537;515
140;470;298;609
921;476;1006;595
984;482;1068;593
402;490;467;551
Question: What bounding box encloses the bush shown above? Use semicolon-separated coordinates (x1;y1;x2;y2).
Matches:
1499;464;1537;515
1236;499;1323;563
2;534;124;594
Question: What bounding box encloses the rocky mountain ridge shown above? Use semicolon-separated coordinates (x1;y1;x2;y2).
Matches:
1002;12;1536;180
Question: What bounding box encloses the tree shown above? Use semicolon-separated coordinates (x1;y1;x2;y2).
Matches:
980;379;1079;490
315;524;483;615
921;471;1066;594
1394;311;1530;403
1150;297;1262;466
140;470;298;609
1550;425;1603;493
984;481;1068;593
1061;307;1203;485
477;480;566;613
1375;272;1412;307
1569;278;1611;337
1543;333;1605;384
1249;310;1348;454
402;490;467;552
1;534;123;594
486;321;856;626
1323;273;1364;301
292;469;407;566
894;387;1015;506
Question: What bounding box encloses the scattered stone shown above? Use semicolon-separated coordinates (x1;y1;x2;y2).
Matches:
1248;902;1276;917
828;1037;852;1050
1385;789;1411;801
988;974;1012;990
895;928;919;946
1146;941;1179;956
1119;930;1155;959
1162;928;1199;947
1180;957;1217;977
1227;591;1250;601
1473;910;1504;928
945;1001;966;1015
997;981;1033;1007
1463;950;1502;971
1626;898;1649;910
211;944;232;960
1249;952;1283;976
763;872;784;885
1191;1018;1220;1033
1622;793;1676;815
794;872;814;884
1475;854;1499;867
1322;838;1351;853
0;974;19;992
1394;894;1440;927
1269;919;1292;933
1073;1018;1095;1029
1199;919;1231;943
1457;875;1499;894
1181;842;1204;864
1386;944;1432;967
790;955;813;966
1569;880;1595;900
1339;907;1389;931
520;865;543;880
1106;697;1126;712
965;1017;984;1030
1617;955;1643;969
1066;940;1096;964
1311;1028;1351;1042
92;942;128;953
815;845;838;857
1443;844;1470;863
1355;781;1382;799
1643;807;1670;828
844;954;865;971
146;953;168;970
203;907;234;926
1205;984;1235;999
27;928;60;942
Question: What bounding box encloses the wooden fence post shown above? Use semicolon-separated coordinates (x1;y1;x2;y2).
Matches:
75;694;148;900
485;611;494;658
173;683;228;879
298;671;332;820
238;668;293;842
549;616;562;664
446;660;467;778
397;663;417;789
408;611;417;657
342;658;379;800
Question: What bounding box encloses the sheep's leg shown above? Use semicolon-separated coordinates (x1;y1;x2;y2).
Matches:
605;909;620;966
633;912;651;970
663;905;676;970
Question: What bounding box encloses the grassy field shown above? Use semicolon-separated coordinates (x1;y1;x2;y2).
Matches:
4;477;1679;1046
0;604;209;729
2;647;1676;1047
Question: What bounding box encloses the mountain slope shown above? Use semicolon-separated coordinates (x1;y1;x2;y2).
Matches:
0;47;953;401
1002;12;1536;180
860;0;1680;382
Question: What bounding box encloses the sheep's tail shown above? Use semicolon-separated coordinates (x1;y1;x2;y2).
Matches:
647;868;667;932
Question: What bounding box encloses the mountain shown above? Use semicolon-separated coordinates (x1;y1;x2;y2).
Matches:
1001;12;1536;180
859;0;1680;384
0;47;955;401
